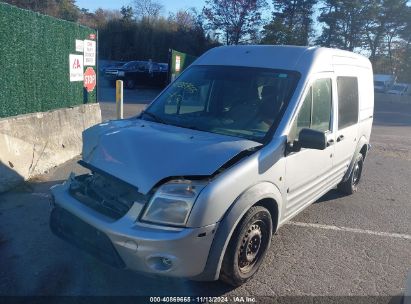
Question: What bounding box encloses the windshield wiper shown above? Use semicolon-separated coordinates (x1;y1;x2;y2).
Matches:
182;125;203;131
140;111;165;123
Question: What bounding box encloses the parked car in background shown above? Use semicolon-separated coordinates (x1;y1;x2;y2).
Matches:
387;83;410;96
374;74;395;93
104;60;168;89
50;45;373;287
158;63;169;72
99;61;126;74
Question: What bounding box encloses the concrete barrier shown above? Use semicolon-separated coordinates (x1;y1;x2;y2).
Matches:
0;103;101;193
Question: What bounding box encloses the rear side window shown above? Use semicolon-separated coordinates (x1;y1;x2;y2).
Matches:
337;77;358;129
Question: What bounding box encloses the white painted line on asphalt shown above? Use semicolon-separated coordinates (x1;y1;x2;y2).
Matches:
287;221;411;241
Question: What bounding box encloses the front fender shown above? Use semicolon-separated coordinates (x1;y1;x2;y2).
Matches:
192;181;283;281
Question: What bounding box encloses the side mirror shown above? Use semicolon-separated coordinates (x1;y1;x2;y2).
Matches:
298;128;327;150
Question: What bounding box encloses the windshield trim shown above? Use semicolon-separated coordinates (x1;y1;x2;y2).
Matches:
143;65;301;144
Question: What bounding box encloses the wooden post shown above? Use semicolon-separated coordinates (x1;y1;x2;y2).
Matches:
116;80;123;119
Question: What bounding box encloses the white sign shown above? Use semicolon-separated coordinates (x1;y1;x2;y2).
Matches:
175;55;181;72
69;54;84;82
75;39;84;52
83;39;96;66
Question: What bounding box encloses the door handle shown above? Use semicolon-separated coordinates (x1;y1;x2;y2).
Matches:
327;139;335;147
337;135;345;142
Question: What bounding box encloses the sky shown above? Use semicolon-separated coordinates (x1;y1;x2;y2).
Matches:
75;0;206;14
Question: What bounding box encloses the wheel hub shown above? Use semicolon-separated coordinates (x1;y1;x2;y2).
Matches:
238;224;262;271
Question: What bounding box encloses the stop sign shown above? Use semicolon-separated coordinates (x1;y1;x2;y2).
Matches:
83;67;96;92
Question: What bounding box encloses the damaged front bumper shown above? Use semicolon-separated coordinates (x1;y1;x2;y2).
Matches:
49;180;217;278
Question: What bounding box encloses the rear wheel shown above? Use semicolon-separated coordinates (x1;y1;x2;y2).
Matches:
338;153;364;194
220;206;272;287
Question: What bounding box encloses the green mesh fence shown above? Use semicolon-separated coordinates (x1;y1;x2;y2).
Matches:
0;3;97;119
169;49;197;82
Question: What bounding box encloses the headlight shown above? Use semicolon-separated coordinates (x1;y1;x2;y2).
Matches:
141;180;207;226
118;71;125;77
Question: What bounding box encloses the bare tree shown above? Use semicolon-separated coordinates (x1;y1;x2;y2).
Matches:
2;0;79;21
168;10;197;30
203;0;268;45
133;0;163;20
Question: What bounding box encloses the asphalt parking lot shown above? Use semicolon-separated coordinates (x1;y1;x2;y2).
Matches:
97;77;159;120
0;88;410;300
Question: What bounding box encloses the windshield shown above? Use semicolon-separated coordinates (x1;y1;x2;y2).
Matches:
144;65;300;142
122;61;147;70
122;61;138;69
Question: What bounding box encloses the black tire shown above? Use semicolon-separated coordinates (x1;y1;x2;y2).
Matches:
125;78;136;89
338;153;364;195
220;206;272;287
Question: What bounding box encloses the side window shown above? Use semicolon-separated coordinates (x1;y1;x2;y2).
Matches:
337;77;358;129
312;78;332;132
289;87;311;140
137;62;148;71
289;78;332;141
152;63;159;72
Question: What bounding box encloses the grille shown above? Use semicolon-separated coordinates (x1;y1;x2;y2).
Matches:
50;206;125;268
69;173;147;220
105;70;118;75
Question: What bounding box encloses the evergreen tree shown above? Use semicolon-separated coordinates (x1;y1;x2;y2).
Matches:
262;0;317;46
120;6;134;22
316;0;367;51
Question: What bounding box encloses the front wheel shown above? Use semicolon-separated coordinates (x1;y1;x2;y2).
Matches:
125;78;136;89
338;153;364;194
220;206;272;287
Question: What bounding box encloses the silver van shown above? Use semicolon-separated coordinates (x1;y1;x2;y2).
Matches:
50;46;374;286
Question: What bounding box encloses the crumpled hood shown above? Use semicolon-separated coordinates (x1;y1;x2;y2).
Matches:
82;119;261;194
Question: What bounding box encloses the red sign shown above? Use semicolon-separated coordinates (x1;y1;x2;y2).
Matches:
83;67;96;92
89;33;96;40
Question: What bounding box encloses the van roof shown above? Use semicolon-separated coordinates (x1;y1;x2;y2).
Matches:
193;45;372;74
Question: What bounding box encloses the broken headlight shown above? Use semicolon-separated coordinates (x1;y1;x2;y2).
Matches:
141;180;207;227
